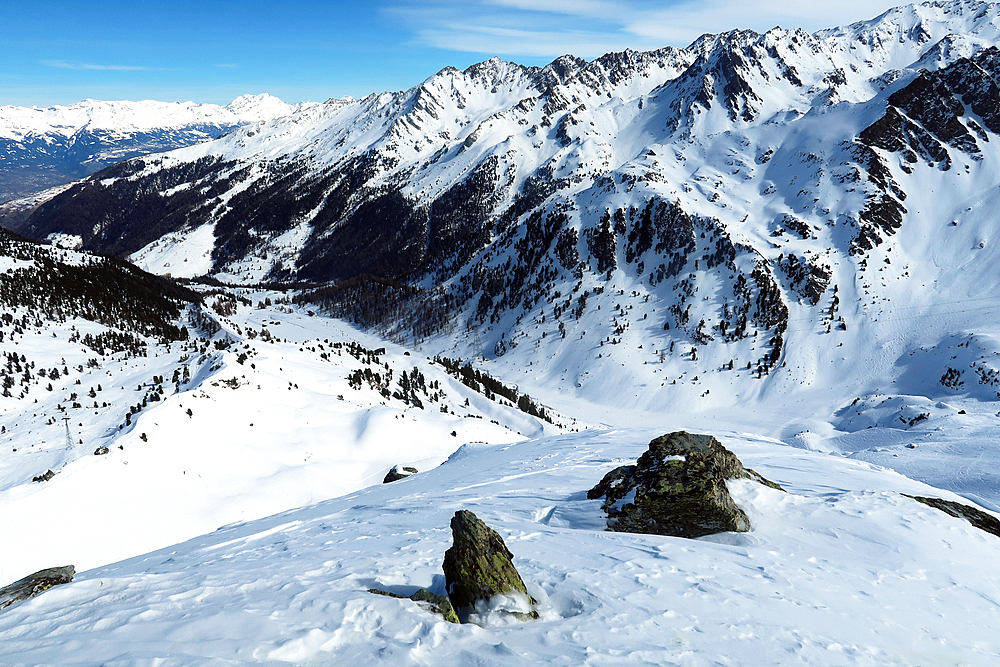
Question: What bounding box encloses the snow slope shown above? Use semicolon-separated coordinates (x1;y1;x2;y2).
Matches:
14;1;1000;460
0;279;571;584
2;1;1000;661
0;429;996;665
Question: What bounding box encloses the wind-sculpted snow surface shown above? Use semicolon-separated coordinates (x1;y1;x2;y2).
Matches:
0;429;997;665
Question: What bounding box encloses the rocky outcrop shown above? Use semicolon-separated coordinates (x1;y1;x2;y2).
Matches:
858;48;1000;170
31;469;56;483
383;465;418;483
904;494;1000;538
367;587;460;624
588;431;783;538
442;510;536;620
0;566;74;610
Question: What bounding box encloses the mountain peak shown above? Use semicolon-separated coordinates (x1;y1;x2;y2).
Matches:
224;93;297;119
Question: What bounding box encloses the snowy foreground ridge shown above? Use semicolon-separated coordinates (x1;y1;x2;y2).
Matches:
1;429;998;665
0;246;996;663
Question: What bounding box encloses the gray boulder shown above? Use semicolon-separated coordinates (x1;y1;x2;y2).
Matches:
442;510;537;620
383;465;419;483
0;566;74;610
588;431;783;538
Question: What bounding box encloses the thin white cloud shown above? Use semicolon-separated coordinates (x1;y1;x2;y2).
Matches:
41;60;154;71
214;63;239;69
416;22;639;57
387;0;908;58
485;0;626;20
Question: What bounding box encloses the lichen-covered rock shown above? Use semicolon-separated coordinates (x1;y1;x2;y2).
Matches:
0;566;74;610
588;431;783;538
442;510;536;618
367;587;460;623
904;494;1000;538
382;465;418;483
409;588;460;624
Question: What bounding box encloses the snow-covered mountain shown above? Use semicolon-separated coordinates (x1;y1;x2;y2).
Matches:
16;0;1000;450
0;94;304;204
0;227;567;580
3;1;1000;661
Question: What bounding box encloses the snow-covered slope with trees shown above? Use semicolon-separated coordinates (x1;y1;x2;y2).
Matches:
0;227;569;582
0;94;304;205
13;0;1000;497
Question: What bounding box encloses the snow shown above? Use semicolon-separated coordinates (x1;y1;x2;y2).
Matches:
0;429;997;665
129;223;217;278
213;217;316;283
4;1;1000;661
1;277;997;663
0;297;567;584
0;256;34;272
44;232;82;250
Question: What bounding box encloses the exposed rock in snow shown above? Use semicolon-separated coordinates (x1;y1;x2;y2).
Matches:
442;509;537;621
367;587;460;624
904;493;1000;537
588;431;783;537
0;566;74;611
383;465;418;483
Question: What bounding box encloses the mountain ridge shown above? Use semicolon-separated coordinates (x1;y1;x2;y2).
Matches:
3;4;1000;660
9;0;1000;465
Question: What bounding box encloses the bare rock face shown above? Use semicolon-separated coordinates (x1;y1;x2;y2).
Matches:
367;587;460;624
0;566;74;610
904;494;1000;538
588;431;783;538
442;510;536;620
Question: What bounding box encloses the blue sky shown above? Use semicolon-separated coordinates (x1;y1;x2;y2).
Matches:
1;0;904;107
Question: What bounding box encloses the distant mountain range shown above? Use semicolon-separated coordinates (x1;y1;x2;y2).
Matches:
0;94;305;204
